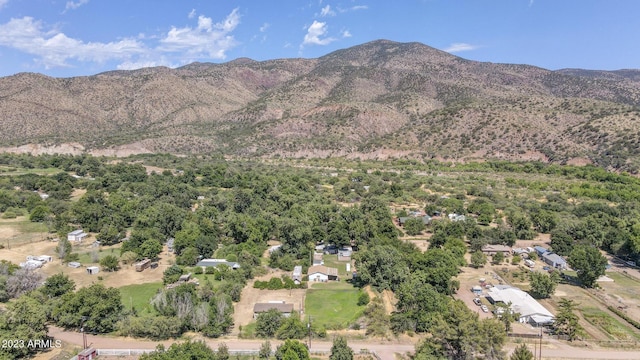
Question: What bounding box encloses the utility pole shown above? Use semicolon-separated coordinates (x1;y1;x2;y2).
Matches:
307;315;312;351
538;327;543;360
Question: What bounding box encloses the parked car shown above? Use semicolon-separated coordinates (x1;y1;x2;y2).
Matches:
473;298;482;306
481;305;489;313
543;266;551;271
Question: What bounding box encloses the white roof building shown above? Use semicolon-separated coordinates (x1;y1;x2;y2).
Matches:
486;285;554;326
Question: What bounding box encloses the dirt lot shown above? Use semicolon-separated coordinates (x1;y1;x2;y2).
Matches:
454;264;499;320
232;269;307;335
0;238;174;288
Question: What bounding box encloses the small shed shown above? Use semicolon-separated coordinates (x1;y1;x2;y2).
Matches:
68;262;81;268
77;348;97;360
86;266;99;275
179;273;192;282
37;255;53;263
472;285;483;295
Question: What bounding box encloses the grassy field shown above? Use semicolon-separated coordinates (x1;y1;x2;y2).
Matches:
119;282;163;317
322;254;351;277
305;281;364;330
0;165;63;176
0;216;49;247
76;247;120;264
580;307;640;341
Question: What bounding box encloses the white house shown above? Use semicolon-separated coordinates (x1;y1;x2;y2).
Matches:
486;285;554;326
68;229;88;243
307;265;338;282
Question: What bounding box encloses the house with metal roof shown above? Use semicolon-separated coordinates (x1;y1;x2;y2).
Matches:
253;302;294;319
196;258;241;269
542;252;567;270
486;285;554;326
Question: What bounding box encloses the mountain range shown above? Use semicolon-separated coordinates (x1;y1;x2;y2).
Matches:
1;40;639;172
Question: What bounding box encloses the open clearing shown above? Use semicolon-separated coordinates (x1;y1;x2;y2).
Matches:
305;281;364;330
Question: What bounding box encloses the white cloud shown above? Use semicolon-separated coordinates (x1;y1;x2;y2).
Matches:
0;8;242;71
260;22;270;32
337;5;368;13
158;8;240;59
0;17;144;68
65;0;89;11
443;42;479;53
0;0;9;10
188;9;196;19
342;30;352;38
320;5;335;17
302;21;335;46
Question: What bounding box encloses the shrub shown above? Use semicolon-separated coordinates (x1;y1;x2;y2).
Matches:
357;291;370;306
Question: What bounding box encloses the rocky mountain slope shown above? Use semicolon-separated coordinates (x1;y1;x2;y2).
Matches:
1;40;639;171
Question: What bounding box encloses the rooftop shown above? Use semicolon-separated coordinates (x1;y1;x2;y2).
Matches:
308;265;338;276
487;285;554;320
253;303;294;313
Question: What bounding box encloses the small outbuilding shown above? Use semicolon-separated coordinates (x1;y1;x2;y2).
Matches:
253;302;294;319
542;252;567;270
135;259;151;272
292;266;303;284
68;262;81;268
77;348;97;360
68;229;88;243
86;266;99;275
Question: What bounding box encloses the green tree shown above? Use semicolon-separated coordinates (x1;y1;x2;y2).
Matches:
51;283;123;333
404;218;426;236
275;339;310;360
549;230;574;256
531;210;557;233
567;245;607;288
0;294;49;359
259;340;272;360
40;273;75;298
354;244;409;291
492;251;505;265
330;336;354;360
470;251;487;268
29;204;50;222
510;344;534;360
528;272;558;299
553;299;584;341
276;315;306;340
256;308;284;338
140;239;163;260
97;224;124;246
139;341;216;360
100;254;120;272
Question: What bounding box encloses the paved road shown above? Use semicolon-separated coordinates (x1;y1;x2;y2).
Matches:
49;326;640;360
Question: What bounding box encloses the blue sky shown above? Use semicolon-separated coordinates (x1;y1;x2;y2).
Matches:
0;0;638;77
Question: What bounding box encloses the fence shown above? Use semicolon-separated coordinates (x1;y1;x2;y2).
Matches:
69;348;381;359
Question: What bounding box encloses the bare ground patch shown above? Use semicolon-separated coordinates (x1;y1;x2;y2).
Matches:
232;269;306;335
